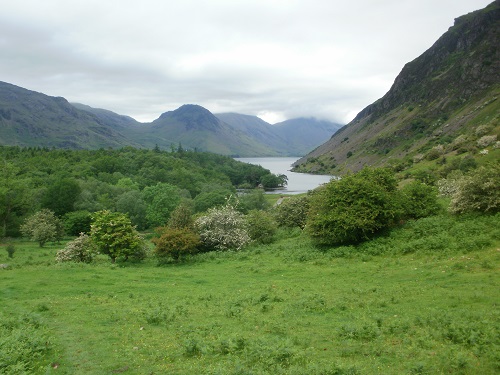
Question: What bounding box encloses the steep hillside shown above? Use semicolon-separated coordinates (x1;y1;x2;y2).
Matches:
294;1;500;175
0;81;139;149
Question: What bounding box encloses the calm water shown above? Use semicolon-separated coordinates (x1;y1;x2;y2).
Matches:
236;157;332;194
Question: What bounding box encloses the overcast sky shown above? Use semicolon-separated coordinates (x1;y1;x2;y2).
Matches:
0;0;492;124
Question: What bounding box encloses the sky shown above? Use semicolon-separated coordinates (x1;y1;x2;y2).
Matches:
0;0;493;124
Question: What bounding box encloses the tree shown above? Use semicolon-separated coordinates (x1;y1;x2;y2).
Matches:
142;183;182;227
260;173;288;189
41;178;81;216
306;168;402;246
20;209;63;247
90;210;145;263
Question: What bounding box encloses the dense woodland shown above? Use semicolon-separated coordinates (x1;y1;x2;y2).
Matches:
0;146;280;237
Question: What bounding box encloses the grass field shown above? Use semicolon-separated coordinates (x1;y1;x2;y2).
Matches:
1;214;499;374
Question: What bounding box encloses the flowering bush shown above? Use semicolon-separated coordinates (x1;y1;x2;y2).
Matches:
56;233;97;263
194;204;250;251
20;209;64;247
449;164;500;214
477;135;497;148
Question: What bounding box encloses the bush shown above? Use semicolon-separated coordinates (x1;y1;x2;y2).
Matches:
20;209;64;247
449;164;500;214
306;168;402;246
273;195;310;229
194;203;251;251
246;210;278;244
237;189;269;213
63;210;92;236
400;181;441;219
5;244;15;258
90;210;146;263
152;227;201;262
56;233;97;263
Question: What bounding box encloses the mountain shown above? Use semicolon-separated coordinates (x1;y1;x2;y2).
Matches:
273;118;342;156
216;113;342;156
293;1;500;175
145;105;278;156
0;81;140;149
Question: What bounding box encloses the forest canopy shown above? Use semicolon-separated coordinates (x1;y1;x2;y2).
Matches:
0;146;273;237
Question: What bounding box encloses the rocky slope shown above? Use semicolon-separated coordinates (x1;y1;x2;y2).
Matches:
293;1;499;175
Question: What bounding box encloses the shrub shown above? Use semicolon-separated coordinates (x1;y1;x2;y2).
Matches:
63;210;92;236
449;164;500;214
400;181;441;219
246;210;278;244
90;210;146;263
56;233;97;263
152;227;201;262
273;195;310;229
237;189;269;213
20;209;64;247
477;135;497;148
6;244;15;258
194;203;251;251
306;168;402;246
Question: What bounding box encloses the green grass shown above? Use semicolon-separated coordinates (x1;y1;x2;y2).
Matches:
1;214;499;374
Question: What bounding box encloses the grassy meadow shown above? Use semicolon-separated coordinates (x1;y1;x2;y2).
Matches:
1;214;499;374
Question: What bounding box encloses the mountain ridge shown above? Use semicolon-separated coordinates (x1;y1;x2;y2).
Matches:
293;0;500;175
0;81;341;157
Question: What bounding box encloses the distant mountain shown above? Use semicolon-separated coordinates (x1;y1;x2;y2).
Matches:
0;81;139;149
146;105;278;156
273;118;342;156
0;81;342;156
216;113;342;156
294;1;500;175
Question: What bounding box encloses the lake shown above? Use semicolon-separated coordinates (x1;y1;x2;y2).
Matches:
235;157;333;195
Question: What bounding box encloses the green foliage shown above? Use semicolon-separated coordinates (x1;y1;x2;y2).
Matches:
195;203;251;251
142;183;182;227
306;168;402;245
152;227;201;262
0;312;51;375
167;201;195;230
90;210;145;263
20;209;63;247
193;189;230;213
260;173;288;189
400;181;441;219
41;177;81;216
6;243;15;258
449;163;500;214
115;190;148;230
273;195;310;229
237;189;269;213
63;210;92;236
246;209;278;244
56;233;97;263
